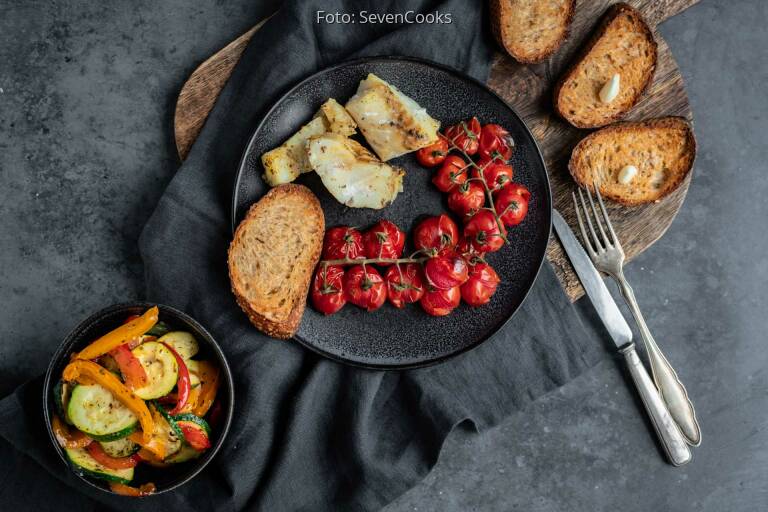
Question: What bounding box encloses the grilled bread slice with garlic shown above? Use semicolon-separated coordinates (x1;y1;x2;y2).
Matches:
261;99;357;187
228;184;324;339
554;3;657;128
307;133;404;209
490;0;575;64
569;117;695;206
345;74;440;161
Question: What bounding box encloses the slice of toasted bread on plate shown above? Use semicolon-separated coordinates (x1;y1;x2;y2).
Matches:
569;117;696;206
554;3;657;128
228;184;324;339
490;0;575;64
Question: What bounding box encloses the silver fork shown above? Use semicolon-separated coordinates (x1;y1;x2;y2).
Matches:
573;184;702;447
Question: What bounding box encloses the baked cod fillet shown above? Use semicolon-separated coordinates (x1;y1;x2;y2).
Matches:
307;133;404;209
345;74;440;161
261;99;357;186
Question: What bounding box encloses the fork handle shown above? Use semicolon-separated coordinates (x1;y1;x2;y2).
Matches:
615;273;702;446
620;343;692;466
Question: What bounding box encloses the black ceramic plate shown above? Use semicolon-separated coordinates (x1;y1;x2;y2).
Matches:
43;302;234;495
233;57;551;369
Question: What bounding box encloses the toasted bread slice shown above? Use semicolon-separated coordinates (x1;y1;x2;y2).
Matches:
554;3;657;128
228;184;324;339
569;117;696;206
490;0;574;64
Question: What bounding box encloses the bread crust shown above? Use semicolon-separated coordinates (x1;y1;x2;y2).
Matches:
554;3;657;128
228;184;324;339
490;0;575;64
569;117;696;206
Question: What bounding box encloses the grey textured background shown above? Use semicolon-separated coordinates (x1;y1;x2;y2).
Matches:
1;1;766;510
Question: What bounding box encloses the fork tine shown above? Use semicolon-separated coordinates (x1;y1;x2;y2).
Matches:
572;192;597;258
585;184;610;248
577;188;602;251
593;180;619;247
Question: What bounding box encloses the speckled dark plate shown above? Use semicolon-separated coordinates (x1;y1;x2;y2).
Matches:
233;57;552;369
43;302;234;495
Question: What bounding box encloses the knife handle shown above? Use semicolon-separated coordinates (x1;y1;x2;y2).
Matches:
620;343;692;466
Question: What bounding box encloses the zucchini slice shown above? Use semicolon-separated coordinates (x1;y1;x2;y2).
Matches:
165;443;203;464
67;384;138;439
173;414;211;436
146;321;170;338
66;447;134;484
158;331;199;360
53;380;74;425
186;360;201;388
131;342;178;400
99;437;140;458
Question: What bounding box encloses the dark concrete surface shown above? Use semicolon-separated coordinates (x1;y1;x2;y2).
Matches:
1;1;766;510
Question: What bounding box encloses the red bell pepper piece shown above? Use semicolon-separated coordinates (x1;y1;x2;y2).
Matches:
87;442;140;470
162;343;190;415
109;344;148;390
179;423;211;451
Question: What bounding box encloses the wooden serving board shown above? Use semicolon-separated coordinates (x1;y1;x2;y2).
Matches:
173;0;699;301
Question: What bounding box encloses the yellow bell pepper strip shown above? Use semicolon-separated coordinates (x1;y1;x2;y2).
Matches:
192;361;220;417
51;414;92;449
62;360;154;443
178;385;202;414
127;407;174;460
109;482;156;497
75;306;159;361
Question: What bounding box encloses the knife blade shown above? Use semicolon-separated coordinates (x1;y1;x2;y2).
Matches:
552;210;633;348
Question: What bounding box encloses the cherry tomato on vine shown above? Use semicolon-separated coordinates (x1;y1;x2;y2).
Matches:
494;183;531;227
384;263;425;308
454;236;481;262
416;136;449;167
460;262;501;307
362;220;406;264
444;117;481;155
344;265;387;312
420;285;461;316
322;226;364;260
478;124;515;162
413;214;460;256
464;210;507;253
311;265;347;315
424;253;470;290
473;160;514;192
447;181;485;218
432;155;468;192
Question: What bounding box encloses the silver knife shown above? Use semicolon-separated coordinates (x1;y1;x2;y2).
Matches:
553;210;692;466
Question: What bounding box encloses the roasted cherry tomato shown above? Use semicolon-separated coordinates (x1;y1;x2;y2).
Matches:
444;117;481;155
87;442;140;470
322;226;364;260
424;253;469;290
474;160;514;192
384;263;425;308
447;181;485;218
460;262;501;307
494;183;531;227
478;123;515;162
413;214;460;256
416;136;449;167
454;236;480;262
420;285;461;316
344;265;387;312
362;220;406;264
432;155;468;192
311;265;346;315
464;210;507;253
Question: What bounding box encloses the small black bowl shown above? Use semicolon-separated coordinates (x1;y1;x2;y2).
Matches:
42;302;234;495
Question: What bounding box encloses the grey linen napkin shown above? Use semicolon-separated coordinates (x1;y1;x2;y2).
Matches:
0;1;608;510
